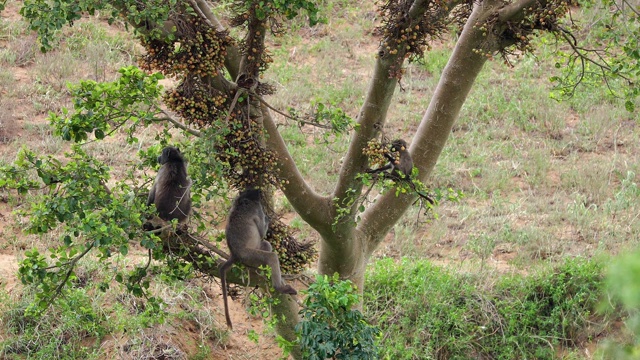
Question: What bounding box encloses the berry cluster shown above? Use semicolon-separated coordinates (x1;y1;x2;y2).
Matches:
230;2;276;77
266;219;317;274
139;17;231;78
375;0;451;78
215;114;282;190
363;139;390;168
163;76;228;128
472;0;573;63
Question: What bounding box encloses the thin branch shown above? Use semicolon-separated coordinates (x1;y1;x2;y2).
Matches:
49;241;96;305
168;180;192;217
557;27;632;89
157;109;203;137
620;0;640;17
185;232;230;259
256;95;333;130
260;104;334;232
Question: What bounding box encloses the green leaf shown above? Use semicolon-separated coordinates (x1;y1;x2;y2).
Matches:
625;100;635;112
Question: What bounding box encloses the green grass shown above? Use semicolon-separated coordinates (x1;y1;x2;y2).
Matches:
365;257;610;360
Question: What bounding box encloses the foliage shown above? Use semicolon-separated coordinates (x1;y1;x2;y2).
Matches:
549;0;640;110
364;257;606;359
2;0;640;355
295;274;379;360
0;288;108;359
0;143;181;314
0;271;223;359
602;249;640;358
49;66;165;143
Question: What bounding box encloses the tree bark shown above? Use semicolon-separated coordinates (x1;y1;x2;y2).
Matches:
272;293;302;359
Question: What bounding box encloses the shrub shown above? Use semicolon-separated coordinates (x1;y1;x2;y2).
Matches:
296;274;379;360
365;257;605;359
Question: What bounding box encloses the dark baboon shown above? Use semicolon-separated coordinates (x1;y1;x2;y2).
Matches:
147;146;192;223
368;139;413;178
220;188;297;329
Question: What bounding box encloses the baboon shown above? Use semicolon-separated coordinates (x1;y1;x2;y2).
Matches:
147;146;192;223
220;188;297;329
368;139;413;178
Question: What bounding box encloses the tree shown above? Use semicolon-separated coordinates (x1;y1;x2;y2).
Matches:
1;0;638;357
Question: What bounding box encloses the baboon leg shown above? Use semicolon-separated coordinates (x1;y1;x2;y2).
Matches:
239;248;297;295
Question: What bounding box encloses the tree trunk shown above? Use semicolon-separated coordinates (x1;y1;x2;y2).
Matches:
272;292;302;359
317;230;368;294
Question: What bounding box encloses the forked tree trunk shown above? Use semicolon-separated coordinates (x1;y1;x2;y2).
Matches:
318;2;494;297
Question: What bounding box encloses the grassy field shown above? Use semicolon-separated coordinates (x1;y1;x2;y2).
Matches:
0;0;639;358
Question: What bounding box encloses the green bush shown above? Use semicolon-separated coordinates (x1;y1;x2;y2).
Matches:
364;257;605;359
296;274;379;360
602;249;640;359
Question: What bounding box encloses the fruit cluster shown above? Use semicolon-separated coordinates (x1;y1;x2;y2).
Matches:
230;3;274;77
473;0;572;62
375;0;450;78
215;114;281;190
266;219;317;274
163;76;228;128
363;139;390;168
139;17;231;78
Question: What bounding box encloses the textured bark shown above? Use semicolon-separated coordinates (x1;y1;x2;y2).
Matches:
261;105;333;232
272;293;302;359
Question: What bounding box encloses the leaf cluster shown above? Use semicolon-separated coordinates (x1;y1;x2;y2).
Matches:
295;274;380;360
49;66;165;143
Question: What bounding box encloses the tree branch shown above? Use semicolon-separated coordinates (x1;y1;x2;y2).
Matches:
188;0;225;32
497;0;541;22
260;104;333;233
256;96;333;130
360;0;491;250
156;111;203;137
48;241;95;306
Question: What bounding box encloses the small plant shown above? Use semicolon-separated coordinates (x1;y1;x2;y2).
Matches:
295;274;379;360
465;233;496;267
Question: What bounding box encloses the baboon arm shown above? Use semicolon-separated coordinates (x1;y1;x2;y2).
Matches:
383;152;397;163
146;184;156;206
254;215;267;239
